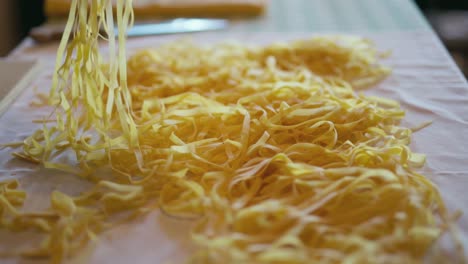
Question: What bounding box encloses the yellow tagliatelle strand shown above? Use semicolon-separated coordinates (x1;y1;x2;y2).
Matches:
0;1;465;264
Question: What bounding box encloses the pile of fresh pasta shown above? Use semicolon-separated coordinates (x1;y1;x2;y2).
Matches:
0;0;464;263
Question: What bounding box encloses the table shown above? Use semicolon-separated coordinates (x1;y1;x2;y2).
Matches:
2;1;468;263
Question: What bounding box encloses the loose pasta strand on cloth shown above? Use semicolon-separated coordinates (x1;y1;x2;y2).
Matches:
0;0;465;263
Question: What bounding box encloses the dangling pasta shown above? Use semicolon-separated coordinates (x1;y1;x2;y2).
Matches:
0;0;464;263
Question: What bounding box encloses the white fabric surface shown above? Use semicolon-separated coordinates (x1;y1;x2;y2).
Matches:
1;31;468;263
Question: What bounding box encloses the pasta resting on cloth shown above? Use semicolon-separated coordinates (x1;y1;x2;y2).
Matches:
0;0;465;263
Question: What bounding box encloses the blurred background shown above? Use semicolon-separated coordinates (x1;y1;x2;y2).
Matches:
0;0;467;77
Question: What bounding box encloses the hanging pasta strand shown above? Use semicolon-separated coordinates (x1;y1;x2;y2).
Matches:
1;0;137;262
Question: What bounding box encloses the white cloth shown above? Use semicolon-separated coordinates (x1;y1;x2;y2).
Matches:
1;31;467;263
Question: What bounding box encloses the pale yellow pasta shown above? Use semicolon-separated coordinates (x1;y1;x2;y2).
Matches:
0;0;464;263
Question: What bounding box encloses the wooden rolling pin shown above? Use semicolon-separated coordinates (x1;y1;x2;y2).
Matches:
45;0;267;18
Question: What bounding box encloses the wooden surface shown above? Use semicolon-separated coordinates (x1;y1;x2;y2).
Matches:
45;0;266;18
